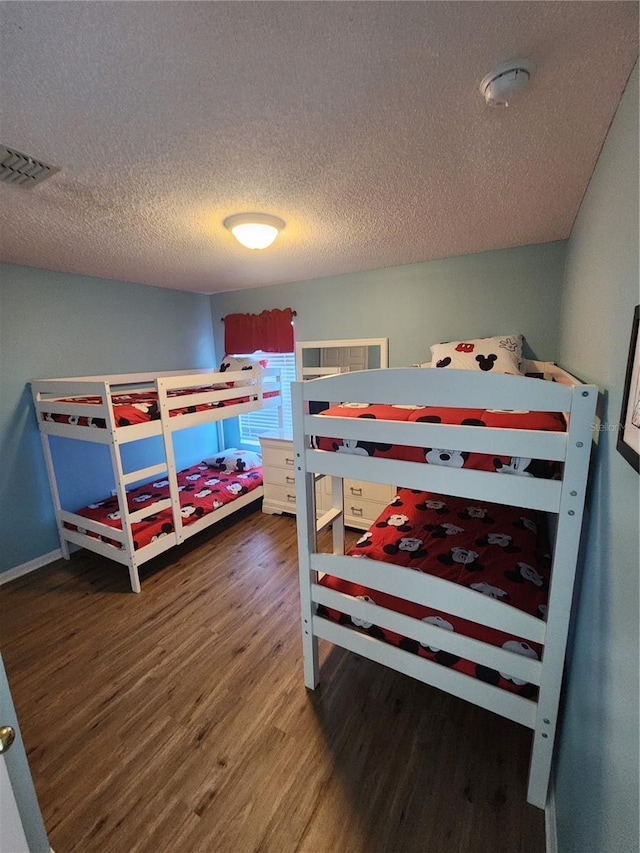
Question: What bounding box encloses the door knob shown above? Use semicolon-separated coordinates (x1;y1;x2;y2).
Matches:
0;725;16;753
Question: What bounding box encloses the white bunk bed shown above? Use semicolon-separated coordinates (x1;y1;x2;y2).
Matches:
292;361;597;809
32;365;281;593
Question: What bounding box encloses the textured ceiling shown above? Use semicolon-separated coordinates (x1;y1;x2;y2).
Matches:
0;1;637;294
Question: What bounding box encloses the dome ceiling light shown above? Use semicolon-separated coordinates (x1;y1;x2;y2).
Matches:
223;213;285;249
480;59;534;108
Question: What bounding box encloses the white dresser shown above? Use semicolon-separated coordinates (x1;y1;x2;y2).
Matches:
259;430;304;516
259;430;394;529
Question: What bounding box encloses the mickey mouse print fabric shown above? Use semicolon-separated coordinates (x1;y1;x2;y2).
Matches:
317;488;550;696
429;334;524;374
316;403;565;479
65;461;263;550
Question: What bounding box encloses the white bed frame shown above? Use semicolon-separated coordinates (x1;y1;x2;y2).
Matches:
32;366;281;593
292;361;597;809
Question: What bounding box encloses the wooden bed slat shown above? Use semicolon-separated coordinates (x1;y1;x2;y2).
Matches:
34;400;111;419
300;367;574;411
122;463;168;486
31;379;110;398
303;449;563;512
59;510;126;543
311;553;546;644
32;420;116;444
312;617;538;728
312;584;543;685
128;499;173;525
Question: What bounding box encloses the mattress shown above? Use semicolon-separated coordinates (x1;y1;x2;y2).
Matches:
43;386;279;429
314;402;565;478
65;462;263;550
317;487;550;696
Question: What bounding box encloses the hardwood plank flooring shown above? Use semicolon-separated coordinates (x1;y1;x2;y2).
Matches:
0;507;545;853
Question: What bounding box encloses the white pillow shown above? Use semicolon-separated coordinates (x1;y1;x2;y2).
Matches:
204;449;262;473
429;335;524;374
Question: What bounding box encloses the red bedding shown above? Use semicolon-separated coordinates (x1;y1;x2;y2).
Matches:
65;462;263;550
315;402;565;478
318;487;550;696
43;387;279;429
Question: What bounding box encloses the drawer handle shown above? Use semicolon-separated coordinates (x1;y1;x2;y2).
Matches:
351;506;363;516
285;457;294;466
285;476;295;484
349;486;362;496
287;494;296;503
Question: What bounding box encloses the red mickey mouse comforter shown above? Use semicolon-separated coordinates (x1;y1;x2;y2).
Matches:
314;402;565;477
43;387;280;429
65;462;263;550
317;488;550;696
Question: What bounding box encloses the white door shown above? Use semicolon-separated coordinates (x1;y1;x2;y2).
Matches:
321;346;368;372
0;655;49;853
0;755;29;852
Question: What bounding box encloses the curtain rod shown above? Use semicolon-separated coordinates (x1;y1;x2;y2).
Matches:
221;310;297;322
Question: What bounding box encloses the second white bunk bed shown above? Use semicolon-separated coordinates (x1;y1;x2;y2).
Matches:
292;362;597;809
32;364;281;592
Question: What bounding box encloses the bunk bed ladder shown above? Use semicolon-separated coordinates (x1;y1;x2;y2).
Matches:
108;443;142;593
527;382;598;809
156;378;185;546
100;382;143;593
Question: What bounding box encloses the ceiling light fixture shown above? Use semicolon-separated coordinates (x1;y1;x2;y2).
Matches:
223;213;285;250
480;59;534;108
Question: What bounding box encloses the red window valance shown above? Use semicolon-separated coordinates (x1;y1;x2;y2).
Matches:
224;308;294;354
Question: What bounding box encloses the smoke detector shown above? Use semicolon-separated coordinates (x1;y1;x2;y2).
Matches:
480;60;534;108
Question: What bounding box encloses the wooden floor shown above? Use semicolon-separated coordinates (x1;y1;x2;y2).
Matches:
1;508;545;853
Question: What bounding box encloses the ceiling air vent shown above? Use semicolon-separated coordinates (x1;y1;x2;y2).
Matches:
0;145;60;188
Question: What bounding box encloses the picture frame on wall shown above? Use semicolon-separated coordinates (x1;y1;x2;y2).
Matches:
617;304;640;473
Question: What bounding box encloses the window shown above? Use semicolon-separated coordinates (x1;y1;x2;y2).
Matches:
237;351;296;445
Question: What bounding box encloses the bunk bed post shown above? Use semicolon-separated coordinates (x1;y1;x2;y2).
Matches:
156;378;184;545
37;430;71;560
292;380;320;688
30;385;70;558
527;383;597;808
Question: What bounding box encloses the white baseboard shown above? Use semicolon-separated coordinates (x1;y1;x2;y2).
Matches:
0;549;64;585
545;776;558;853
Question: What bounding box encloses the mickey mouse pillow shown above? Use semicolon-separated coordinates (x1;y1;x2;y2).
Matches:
204;448;262;473
429;334;524;374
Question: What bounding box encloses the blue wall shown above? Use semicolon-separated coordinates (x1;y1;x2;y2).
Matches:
2;242;568;575
210;241;567;367
555;64;639;852
0;264;218;573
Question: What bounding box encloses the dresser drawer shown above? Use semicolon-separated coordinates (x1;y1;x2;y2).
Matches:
324;476;395;503
261;445;296;471
344;496;387;529
265;484;299;509
264;467;297;489
344;479;394;503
